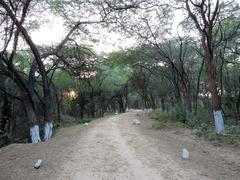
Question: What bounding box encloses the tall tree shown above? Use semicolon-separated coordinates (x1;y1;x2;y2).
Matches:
185;0;224;133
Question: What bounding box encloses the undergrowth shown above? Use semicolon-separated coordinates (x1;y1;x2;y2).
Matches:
76;117;92;124
151;108;186;129
151;108;240;145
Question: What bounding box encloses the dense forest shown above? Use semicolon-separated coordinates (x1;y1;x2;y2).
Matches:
0;0;239;146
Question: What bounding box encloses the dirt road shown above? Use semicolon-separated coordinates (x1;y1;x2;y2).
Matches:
0;111;240;180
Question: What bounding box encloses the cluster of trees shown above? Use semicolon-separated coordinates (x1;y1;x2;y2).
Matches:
0;0;138;145
0;0;239;146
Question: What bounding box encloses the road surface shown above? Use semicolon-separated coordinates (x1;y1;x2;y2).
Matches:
0;111;239;180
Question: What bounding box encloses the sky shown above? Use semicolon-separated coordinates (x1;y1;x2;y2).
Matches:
30;14;136;54
30;0;240;54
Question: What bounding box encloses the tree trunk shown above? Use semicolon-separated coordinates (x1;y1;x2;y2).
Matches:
184;88;192;113
1;94;11;132
80;103;85;119
194;59;205;115
202;34;224;134
236;77;240;124
160;96;165;111
43;87;54;141
56;91;63;123
23;98;41;143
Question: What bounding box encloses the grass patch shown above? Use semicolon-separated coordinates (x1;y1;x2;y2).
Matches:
205;132;240;144
204;125;240;145
152;121;186;129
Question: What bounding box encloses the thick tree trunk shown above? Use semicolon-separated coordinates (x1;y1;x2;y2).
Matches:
23;98;41;143
0;1;54;141
118;95;125;113
43;87;54;141
202;34;224;134
186;0;224;133
1;94;11;132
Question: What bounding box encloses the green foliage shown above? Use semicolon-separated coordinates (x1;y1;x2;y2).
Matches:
53;122;61;129
76;117;92;124
185;114;201;128
225;125;240;136
107;50;134;65
205;133;240;145
151;108;186;129
152;121;186;129
14;51;32;73
186;113;240;145
53;70;77;90
152;108;240;145
169;104;187;123
102;65;132;92
151;108;169;121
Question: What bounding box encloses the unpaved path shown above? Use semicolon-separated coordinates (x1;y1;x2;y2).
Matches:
0;111;240;180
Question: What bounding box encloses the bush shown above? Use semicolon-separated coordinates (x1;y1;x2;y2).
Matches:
186;113;201;128
168;104;187;123
151;108;240;145
76;117;92;124
151;108;169;121
224;125;240;136
187;115;240;145
151;108;185;129
53;122;61;129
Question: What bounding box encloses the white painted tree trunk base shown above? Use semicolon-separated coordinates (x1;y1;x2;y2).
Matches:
214;110;224;134
44;122;53;141
30;125;41;143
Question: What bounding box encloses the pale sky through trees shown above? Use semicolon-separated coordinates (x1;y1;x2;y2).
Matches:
31;0;240;54
30;13;137;54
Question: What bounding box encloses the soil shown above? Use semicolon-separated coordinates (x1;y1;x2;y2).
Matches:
0;111;240;180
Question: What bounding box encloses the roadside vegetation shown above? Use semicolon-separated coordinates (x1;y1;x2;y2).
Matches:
151;108;240;145
0;0;239;147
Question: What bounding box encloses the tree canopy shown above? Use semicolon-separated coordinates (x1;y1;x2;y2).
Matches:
0;0;239;146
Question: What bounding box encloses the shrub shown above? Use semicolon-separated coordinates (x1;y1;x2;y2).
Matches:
186;113;201;128
76;117;92;124
151;108;185;129
168;104;187;123
151;108;169;121
151;108;240;145
224;125;240;136
53;122;61;129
